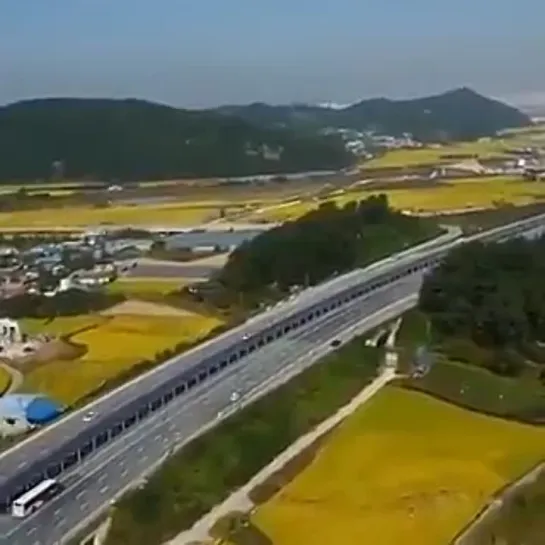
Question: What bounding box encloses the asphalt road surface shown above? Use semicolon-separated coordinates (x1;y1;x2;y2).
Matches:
127;260;216;279
2;272;424;545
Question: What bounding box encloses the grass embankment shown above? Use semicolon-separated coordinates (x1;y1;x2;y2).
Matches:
250;176;545;222
21;312;223;406
395;306;545;422
400;358;545;423
104;337;382;545
254;387;545;545
0;366;12;395
394;309;430;373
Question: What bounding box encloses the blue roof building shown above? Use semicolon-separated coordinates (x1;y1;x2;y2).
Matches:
0;394;63;426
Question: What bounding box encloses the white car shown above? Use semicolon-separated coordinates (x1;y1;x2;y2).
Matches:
229;391;241;403
242;333;250;341
83;411;96;423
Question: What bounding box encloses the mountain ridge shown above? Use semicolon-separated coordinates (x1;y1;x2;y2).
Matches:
0;88;532;182
212;87;532;141
0;98;353;182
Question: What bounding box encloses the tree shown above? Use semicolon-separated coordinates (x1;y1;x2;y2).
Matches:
419;235;545;353
215;195;438;301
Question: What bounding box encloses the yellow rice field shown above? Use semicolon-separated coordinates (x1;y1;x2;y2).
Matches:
0;366;12;394
344;176;545;213
0;202;247;229
254;387;545;545
21;315;107;338
22;312;223;405
249;176;545;221
362;140;511;169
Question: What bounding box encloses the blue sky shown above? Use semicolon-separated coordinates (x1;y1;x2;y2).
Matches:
2;0;545;108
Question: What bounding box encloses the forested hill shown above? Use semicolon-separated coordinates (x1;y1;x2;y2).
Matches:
214;195;440;304
419;236;545;377
215;88;532;142
0;98;353;182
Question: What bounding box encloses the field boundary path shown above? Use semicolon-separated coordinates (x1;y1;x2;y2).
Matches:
451;461;545;545
167;356;399;545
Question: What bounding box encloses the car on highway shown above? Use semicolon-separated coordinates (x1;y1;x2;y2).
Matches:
330;339;342;348
82;411;96;423
229;391;241;403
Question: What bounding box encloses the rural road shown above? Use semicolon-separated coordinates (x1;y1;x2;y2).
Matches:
168;333;400;545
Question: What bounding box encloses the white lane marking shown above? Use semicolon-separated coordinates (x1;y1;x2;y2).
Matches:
99;485;109;494
99;474;107;484
76;490;85;500
26;527;36;535
121;469;128;477
54;508;61;517
81;501;88;510
55;517;66;527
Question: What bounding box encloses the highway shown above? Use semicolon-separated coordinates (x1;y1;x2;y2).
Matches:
2;273;423;545
0;233;448;504
1;212;545;544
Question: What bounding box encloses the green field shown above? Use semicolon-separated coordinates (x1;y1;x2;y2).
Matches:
399;358;545;422
107;278;186;299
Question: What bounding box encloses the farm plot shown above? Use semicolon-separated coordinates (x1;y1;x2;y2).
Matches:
362;141;511;169
251;176;545;222
254;387;545;545
21;312;223;405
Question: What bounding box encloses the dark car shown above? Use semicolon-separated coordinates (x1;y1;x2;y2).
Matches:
330;339;341;348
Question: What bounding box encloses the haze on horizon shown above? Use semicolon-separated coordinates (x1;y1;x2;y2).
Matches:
2;0;545;109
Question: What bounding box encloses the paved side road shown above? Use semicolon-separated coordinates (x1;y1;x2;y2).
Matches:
168;357;398;545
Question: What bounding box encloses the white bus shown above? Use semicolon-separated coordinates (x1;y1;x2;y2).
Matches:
11;478;63;518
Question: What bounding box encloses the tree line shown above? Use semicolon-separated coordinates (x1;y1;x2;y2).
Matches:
195;196;439;308
419;236;545;376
